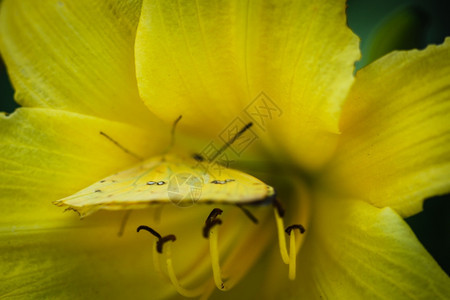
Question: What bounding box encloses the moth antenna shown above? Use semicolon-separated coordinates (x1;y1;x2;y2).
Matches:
165;115;183;153
210;122;253;162
236;204;259;224
99;131;144;161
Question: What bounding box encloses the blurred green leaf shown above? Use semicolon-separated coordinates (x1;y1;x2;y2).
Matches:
362;6;429;67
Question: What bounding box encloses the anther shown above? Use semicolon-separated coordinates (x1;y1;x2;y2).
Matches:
203;218;223;238
206;208;223;221
137;225;161;239
203;208;223;238
285;224;306;235
273;198;285;217
157;234;176;254
137;225;177;254
137;225;205;297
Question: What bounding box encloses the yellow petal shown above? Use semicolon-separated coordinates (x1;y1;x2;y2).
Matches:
245;0;360;170
1;191;271;298
0;210;177;299
135;0;360;169
0;108;168;225
135;0;249;134
264;196;450;299
0;0;155;128
0;109;272;297
325;38;450;217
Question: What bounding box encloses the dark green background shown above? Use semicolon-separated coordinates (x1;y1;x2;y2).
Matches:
1;0;449;275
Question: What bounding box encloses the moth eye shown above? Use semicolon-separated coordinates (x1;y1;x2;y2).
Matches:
146;181;156;185
157;181;166;185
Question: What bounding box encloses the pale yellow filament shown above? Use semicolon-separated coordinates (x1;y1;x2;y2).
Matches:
274;206;300;280
209;225;228;291
289;231;297;280
273;207;290;264
152;239;162;276
164;243;205;298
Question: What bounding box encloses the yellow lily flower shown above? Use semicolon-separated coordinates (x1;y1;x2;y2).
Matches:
1;0;449;299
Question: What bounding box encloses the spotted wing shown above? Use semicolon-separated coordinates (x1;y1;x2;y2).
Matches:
54;154;274;217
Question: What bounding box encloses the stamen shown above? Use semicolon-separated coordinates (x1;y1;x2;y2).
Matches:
289;230;297;280
137;225;161;239
137;225;175;253
273;204;289;264
165;243;205;298
152;239;162;275
157;234;176;254
209;221;228;291
137;225;205;297
273;198;285;217
203;208;224;238
204;208;228;291
206;208;223;221
285;224;306;235
203;218;223;238
273;203;307;280
285;225;305;281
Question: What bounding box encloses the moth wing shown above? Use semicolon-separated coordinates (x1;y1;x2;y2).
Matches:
54;154;274;217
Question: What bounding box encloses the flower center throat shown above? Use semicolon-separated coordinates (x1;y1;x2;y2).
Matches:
137;198;306;297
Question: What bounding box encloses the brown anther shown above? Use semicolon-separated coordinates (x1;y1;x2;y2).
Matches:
137;225;162;238
203;219;223;238
285;224;306;235
205;208;223;223
157;234;176;254
203;208;224;238
273;198;285;217
137;225;176;253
